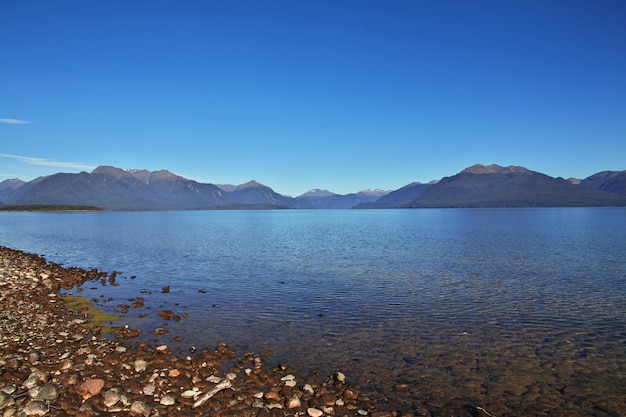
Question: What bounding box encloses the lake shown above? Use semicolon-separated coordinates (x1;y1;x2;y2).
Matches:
1;208;625;416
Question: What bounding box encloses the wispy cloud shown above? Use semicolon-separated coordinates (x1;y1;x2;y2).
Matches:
0;153;97;170
0;118;31;125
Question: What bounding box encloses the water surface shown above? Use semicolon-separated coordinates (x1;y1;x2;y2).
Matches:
2;208;625;415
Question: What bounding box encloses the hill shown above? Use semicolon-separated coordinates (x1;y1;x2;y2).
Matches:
404;164;626;208
581;171;626;195
2;167;233;210
2;163;626;210
296;189;389;209
355;182;432;209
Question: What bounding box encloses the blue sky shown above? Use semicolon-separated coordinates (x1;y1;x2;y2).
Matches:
1;1;625;196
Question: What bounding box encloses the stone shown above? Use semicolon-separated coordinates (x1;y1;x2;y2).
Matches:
134;359;147;372
0;391;14;409
307;408;324;417
156;345;168;354
22;374;40;389
181;390;197;398
159;395;176;405
129;401;151;416
83;378;104;395
104;389;121;408
287;396;302;408
142;383;155;396
168;369;181;377
303;384;315;395
29;384;59;401
336;372;346;383
22;400;48;416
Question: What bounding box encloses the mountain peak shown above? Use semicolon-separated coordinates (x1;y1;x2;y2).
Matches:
236;180;266;190
92;166;182;182
299;189;336;198
461;164;533;175
0;178;26;191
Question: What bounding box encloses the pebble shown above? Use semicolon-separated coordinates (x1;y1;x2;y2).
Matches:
0;392;14;409
142;384;156;395
21;401;48;416
181;389;197;398
307;407;324;417
129;400;151;416
104;389;121;407
286;396;301;408
134;359;148;372
29;384;59;401
159;395;176;406
83;378;105;396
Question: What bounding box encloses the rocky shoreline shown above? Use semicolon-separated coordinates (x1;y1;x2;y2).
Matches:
0;246;410;417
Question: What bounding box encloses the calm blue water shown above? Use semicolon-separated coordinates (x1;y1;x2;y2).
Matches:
2;208;626;414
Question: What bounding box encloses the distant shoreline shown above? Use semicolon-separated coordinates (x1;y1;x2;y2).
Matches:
0;204;105;212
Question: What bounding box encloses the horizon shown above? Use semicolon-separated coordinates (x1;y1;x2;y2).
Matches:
2;1;626;196
1;161;622;198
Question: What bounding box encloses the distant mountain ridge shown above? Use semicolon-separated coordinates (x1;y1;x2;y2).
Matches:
1;164;626;210
404;164;626;208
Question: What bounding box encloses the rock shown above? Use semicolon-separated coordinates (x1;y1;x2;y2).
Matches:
22;400;49;416
129;400;151;416
29;384;59;401
156;345;168;354
303;384;315;395
336;372;346;383
181;389;197;398
307;408;324;417
134;359;147;372
142;384;155;396
22;374;40;389
168;369;181;378
104;389;121;408
159;395;176;405
83;378;104;396
0;391;14;409
287;396;301;408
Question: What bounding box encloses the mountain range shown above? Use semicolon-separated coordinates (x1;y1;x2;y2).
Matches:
1;164;625;210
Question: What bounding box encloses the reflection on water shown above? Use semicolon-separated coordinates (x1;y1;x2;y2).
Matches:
2;208;626;415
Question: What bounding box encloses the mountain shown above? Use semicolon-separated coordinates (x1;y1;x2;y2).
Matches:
581;171;626;196
0;178;26;201
298;189;337;199
404;164;626;208
3;167;231;210
2;164;626;210
226;180;295;207
296;188;390;209
355;182;432;209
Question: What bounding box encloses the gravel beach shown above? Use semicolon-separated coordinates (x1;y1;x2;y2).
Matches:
0;246;406;417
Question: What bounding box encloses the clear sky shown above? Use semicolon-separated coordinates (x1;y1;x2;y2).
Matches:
1;1;625;196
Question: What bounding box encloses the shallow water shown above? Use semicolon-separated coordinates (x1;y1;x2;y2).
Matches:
2;208;625;415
